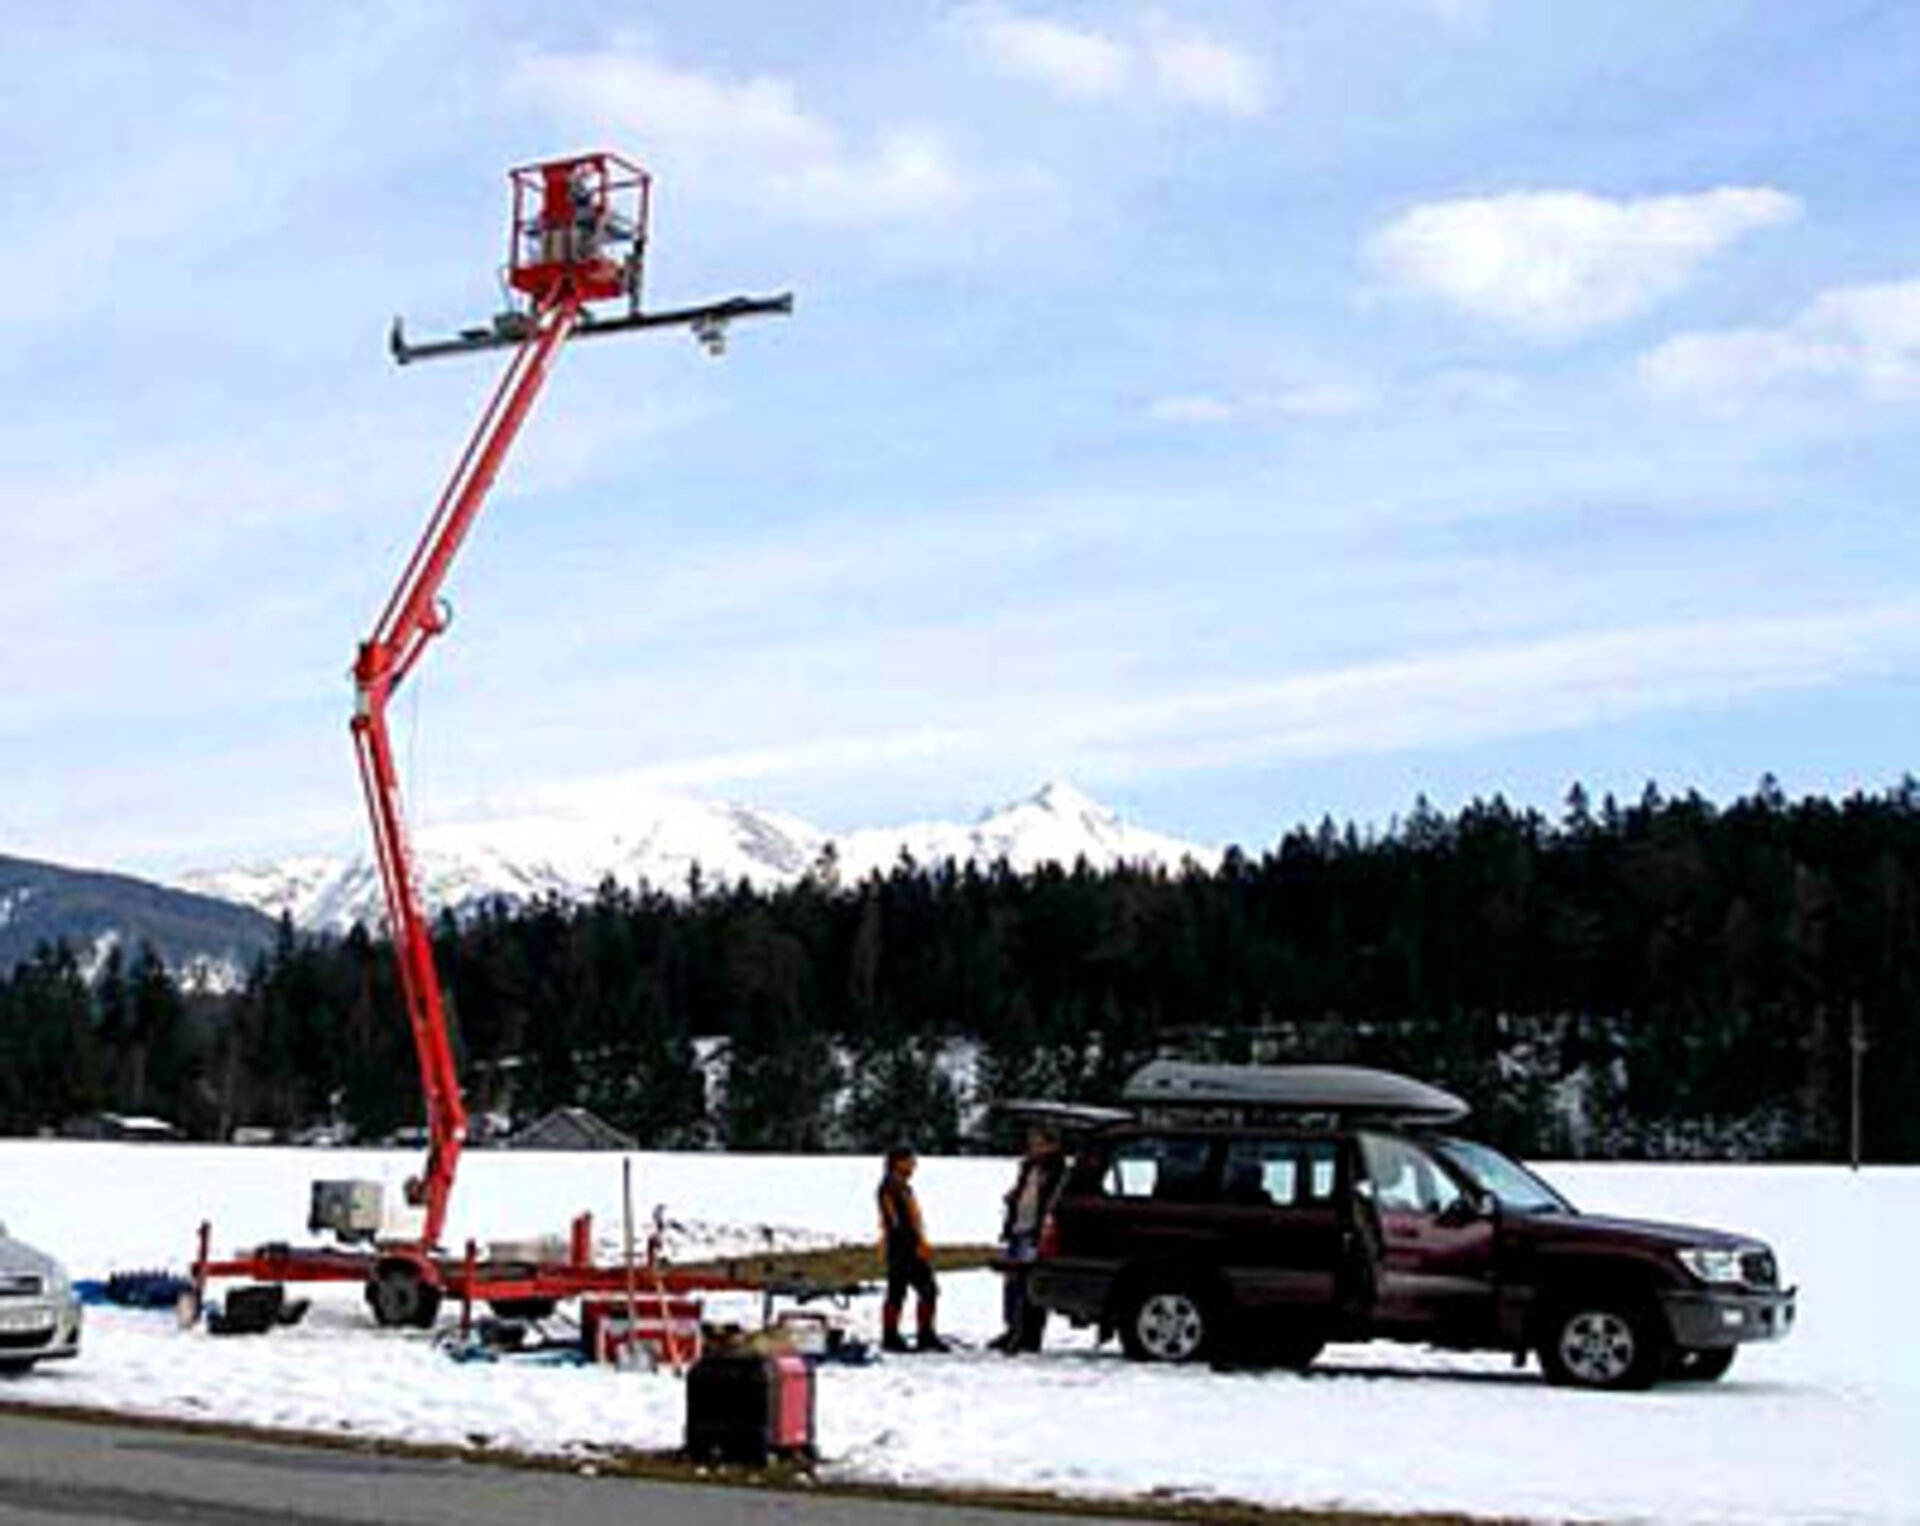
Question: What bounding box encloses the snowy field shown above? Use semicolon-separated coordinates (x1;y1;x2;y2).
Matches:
0;1142;1913;1524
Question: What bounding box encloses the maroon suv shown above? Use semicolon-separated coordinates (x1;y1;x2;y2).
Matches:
1024;1062;1796;1390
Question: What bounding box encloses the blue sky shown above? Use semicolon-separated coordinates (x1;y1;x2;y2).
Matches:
3;0;1918;875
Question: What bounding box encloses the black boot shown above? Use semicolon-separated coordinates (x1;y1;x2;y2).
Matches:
882;1330;912;1354
916;1331;950;1353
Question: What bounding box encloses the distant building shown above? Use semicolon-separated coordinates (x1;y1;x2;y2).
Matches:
292;1121;354;1148
507;1106;636;1152
59;1113;180;1143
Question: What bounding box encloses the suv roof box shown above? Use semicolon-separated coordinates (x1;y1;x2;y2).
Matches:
993;1100;1135;1133
1122;1061;1469;1124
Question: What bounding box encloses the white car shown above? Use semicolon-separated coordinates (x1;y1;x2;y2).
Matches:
0;1221;81;1373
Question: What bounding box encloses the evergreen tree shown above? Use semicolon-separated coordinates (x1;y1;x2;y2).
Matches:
12;774;1917;1161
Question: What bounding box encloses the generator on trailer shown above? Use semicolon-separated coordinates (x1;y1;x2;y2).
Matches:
196;152;791;1328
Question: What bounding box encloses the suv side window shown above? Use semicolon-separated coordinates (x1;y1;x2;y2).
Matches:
1104;1135;1215;1203
1358;1132;1462;1216
1220;1138;1340;1207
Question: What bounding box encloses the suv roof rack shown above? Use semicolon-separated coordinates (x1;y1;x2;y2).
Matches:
1122;1061;1469;1124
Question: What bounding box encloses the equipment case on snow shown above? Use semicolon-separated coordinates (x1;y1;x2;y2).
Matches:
684;1348;815;1465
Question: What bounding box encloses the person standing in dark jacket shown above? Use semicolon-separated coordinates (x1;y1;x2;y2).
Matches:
993;1126;1066;1353
877;1145;946;1353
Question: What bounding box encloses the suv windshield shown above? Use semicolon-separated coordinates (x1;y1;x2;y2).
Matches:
1433;1137;1571;1214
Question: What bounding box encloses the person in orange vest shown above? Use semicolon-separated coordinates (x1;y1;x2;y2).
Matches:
876;1145;947;1353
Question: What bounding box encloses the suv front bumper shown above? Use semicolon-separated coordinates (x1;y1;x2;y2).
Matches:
1660;1284;1796;1349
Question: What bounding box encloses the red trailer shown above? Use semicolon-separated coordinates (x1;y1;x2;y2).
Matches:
197;152;790;1328
193;1212;751;1330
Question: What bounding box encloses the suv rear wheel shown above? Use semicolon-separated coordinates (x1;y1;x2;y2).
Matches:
1120;1281;1213;1364
1539;1300;1665;1390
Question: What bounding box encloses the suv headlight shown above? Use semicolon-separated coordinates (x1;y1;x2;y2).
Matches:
1677;1246;1745;1285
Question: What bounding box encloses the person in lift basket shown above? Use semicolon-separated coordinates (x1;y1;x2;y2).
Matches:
877;1145;947;1353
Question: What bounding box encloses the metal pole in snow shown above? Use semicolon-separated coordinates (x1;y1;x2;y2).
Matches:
1849;1001;1866;1171
622;1156;638;1361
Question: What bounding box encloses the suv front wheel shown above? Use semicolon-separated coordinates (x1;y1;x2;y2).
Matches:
1538;1300;1665;1390
1120;1280;1214;1364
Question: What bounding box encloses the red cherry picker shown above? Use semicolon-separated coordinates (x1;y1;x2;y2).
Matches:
194;152;791;1329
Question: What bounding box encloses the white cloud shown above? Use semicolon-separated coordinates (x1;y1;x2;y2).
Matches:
1421;368;1526;406
1401;0;1493;31
958;8;1266;116
492;599;1920;808
963;9;1130;99
1151;370;1538;426
1148;381;1374;424
795;130;970;221
1148;394;1239;424
524;50;826;159
1146;25;1269;117
523;728;973;806
0;16;410;332
1018;600;1920;780
1641;276;1920;406
515;48;972;223
0;146;238;326
1365;188;1801;341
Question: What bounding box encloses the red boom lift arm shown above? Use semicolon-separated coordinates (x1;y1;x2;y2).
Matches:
353;153;789;1249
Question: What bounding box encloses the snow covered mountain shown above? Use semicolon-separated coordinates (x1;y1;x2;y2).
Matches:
179;783;1219;936
836;782;1215;882
0;853;276;989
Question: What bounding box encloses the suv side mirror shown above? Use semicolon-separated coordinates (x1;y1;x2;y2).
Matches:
1438;1191;1492;1228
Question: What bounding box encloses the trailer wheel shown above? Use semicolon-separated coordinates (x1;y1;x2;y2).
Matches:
366;1264;442;1329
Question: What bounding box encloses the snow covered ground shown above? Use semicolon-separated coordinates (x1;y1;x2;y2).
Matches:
0;1143;1912;1524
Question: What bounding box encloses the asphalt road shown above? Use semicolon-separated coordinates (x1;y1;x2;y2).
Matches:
0;1408;1160;1526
